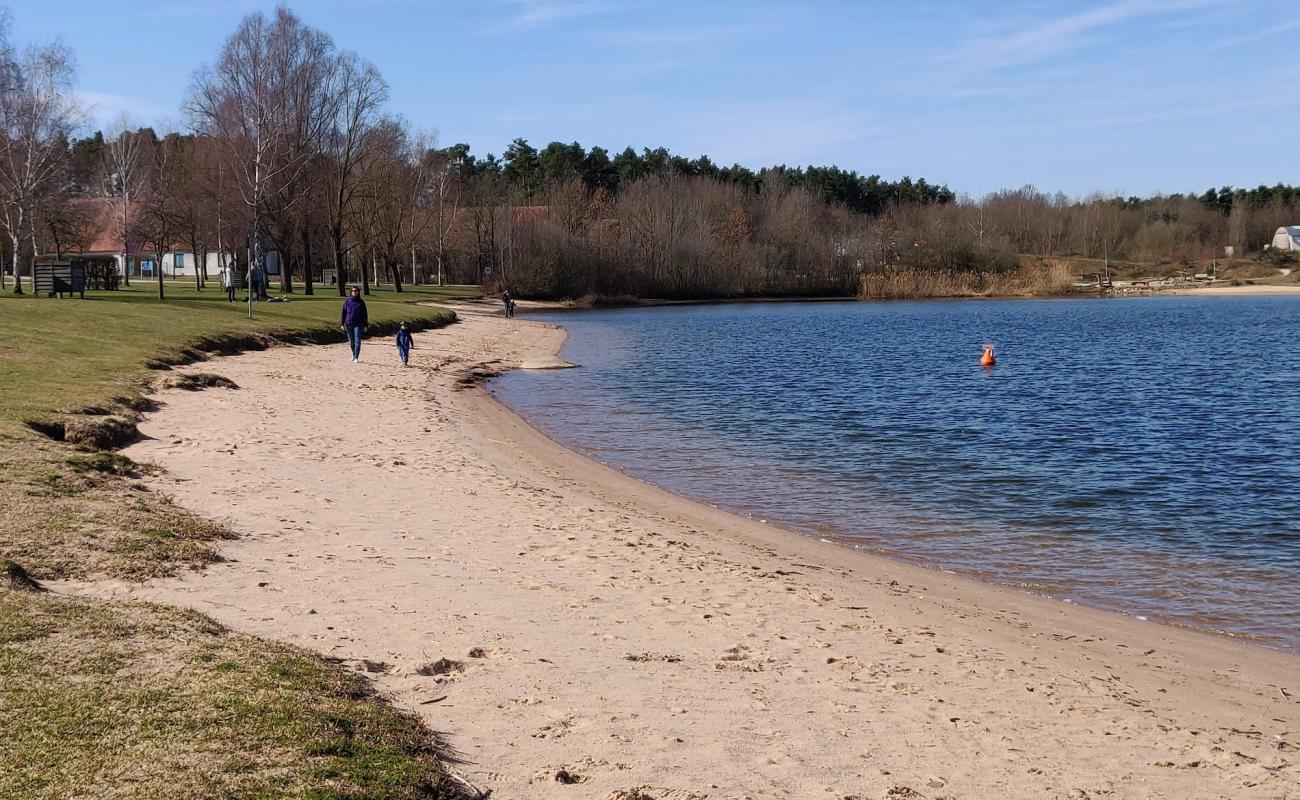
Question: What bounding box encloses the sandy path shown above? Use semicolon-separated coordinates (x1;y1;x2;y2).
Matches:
68;306;1298;799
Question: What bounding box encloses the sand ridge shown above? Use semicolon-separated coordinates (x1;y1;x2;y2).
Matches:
65;304;1299;799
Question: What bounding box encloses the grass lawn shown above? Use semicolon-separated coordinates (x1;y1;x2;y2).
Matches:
0;280;476;423
0;280;475;799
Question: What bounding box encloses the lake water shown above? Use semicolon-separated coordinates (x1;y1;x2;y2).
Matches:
491;297;1300;649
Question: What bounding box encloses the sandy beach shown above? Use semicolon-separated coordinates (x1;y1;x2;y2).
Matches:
1174;284;1300;297
65;303;1298;799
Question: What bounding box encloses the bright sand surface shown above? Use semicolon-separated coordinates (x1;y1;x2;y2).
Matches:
68;303;1298;799
1175;284;1300;296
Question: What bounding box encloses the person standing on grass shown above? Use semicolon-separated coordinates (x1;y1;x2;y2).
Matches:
340;286;369;363
395;322;413;367
221;267;235;302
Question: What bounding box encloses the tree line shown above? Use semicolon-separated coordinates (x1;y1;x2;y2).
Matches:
1;6;1297;301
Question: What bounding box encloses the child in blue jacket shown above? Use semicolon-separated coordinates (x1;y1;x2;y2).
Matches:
395;322;413;367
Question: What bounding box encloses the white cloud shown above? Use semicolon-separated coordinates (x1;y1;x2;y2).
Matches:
76;91;173;129
607;21;760;49
1206;18;1300;51
493;0;620;31
942;0;1226;71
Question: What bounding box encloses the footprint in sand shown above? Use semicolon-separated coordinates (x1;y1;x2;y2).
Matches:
715;644;765;672
532;714;582;740
606;787;708;800
530;766;590;784
625;652;683;664
415;658;465;678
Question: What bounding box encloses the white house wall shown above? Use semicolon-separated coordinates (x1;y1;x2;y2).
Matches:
114;250;233;277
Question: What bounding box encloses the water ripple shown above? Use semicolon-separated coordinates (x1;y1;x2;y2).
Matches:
493;297;1300;649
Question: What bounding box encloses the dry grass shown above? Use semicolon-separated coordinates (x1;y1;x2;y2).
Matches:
859;261;1075;300
0;433;233;581
0;282;477;799
0;589;467;800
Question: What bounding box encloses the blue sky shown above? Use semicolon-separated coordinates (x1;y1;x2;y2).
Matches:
10;0;1299;197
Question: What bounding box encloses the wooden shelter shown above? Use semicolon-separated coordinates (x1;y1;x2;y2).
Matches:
34;260;86;298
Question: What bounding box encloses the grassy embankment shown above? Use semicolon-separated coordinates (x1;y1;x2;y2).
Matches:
0;281;478;800
1040;255;1300;287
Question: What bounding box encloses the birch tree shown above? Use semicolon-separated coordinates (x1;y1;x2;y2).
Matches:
0;18;80;294
426;148;461;286
100;119;146;286
187;8;332;290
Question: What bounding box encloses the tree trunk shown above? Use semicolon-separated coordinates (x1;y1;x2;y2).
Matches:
334;246;347;296
121;197;130;286
156;250;165;299
332;223;347;296
10;231;23;295
388;256;404;293
280;242;293;294
302;224;315;296
361;250;371;295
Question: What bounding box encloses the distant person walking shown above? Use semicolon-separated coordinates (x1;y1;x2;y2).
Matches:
502;289;515;318
221;267;235;302
395;322;413;367
249;265;265;300
340;286;368;363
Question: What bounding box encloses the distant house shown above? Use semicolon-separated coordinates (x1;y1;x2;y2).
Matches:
1271;226;1300;251
38;197;229;278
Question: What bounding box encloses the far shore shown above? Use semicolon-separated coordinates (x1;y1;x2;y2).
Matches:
512;283;1300;312
1171;283;1300;296
62;302;1300;799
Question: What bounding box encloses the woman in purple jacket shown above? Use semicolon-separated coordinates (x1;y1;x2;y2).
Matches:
340;286;369;362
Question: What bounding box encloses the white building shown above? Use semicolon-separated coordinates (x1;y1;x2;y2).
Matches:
37;197;234;278
1271;226;1300;251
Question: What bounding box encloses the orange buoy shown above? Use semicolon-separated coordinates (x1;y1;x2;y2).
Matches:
980;346;996;367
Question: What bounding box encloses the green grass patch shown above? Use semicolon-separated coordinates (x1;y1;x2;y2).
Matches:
0;590;465;799
0;280;467;579
0;279;474;799
0;281;471;423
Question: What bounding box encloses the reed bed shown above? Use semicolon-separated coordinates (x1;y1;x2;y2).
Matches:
859;261;1075;300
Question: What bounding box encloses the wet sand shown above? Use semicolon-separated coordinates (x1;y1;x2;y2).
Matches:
68;303;1299;799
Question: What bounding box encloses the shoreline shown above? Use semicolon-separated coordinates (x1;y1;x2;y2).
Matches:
478;369;1295;650
65;306;1299;798
504;300;1298;651
484;379;1293;652
479;312;1296;653
515;282;1300;312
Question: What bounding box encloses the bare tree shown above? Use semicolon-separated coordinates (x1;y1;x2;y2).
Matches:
35;190;93;259
100;118;147;286
0;18;80;293
187;8;333;297
135;131;178;299
425;149;461;286
360;121;435;293
321;51;386;295
171;135;220;290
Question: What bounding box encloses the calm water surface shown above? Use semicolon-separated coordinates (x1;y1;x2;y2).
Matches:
492;297;1300;648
